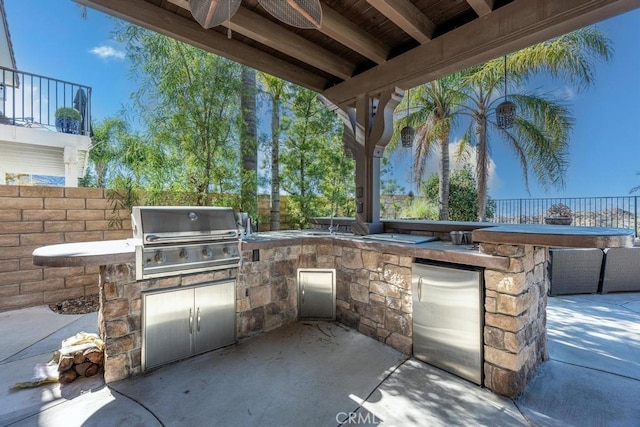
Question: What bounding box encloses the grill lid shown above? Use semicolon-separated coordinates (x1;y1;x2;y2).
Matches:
132;206;239;245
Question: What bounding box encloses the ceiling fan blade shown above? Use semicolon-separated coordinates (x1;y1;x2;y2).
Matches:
258;0;322;29
190;0;242;29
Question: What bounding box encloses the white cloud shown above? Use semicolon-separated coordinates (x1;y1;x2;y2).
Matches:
90;45;125;60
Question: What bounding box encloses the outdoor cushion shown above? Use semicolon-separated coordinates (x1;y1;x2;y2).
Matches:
601;247;640;293
548;248;604;296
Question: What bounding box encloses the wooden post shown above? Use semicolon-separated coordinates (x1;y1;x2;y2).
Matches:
323;88;403;235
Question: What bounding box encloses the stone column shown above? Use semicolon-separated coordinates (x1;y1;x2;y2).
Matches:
480;243;549;397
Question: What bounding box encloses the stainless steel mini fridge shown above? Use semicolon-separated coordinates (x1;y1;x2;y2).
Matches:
412;261;483;385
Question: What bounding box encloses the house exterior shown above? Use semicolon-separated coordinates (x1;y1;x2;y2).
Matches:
0;0;91;187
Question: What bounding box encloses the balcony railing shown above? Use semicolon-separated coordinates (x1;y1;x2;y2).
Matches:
0;66;91;136
490;196;639;237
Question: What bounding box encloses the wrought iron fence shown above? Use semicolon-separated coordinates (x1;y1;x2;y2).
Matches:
0;66;91;136
490;196;639;237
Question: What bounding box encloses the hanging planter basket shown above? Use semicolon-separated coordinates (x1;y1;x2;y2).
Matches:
401;126;415;148
496;100;516;129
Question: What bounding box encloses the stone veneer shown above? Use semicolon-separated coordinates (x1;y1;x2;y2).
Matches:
98;264;237;382
97;238;548;398
480;243;548;397
335;247;414;354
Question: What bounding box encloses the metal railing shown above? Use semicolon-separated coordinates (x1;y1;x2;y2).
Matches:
490;196;639;237
0;66;91;136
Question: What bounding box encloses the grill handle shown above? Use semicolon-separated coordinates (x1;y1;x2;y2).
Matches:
145;231;237;243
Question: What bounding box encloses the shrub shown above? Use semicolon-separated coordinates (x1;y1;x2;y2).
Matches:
400;197;439;220
55;107;81;120
546;203;572;217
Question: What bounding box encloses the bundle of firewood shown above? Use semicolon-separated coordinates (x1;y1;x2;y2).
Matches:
56;332;105;384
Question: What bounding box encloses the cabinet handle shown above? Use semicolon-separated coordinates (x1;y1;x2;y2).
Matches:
301;284;305;304
418;277;423;302
189;308;193;334
196;307;201;332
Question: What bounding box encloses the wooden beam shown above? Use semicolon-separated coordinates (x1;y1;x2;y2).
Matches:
171;0;390;64
324;0;640;106
466;0;495;17
166;0;355;79
227;8;356;80
366;0;436;43
75;0;330;92
321;6;390;64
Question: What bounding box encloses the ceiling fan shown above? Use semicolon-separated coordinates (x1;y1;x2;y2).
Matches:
190;0;323;30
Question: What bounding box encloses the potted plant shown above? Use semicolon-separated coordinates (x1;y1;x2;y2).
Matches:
544;203;573;225
55;107;81;134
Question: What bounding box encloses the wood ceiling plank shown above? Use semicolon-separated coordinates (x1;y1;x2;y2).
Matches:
324;0;640;106
466;0;495;17
366;0;436;43
167;0;356;79
321;6;390;64
229;7;356;80
77;0;330;91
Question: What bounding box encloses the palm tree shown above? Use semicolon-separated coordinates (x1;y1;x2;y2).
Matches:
240;67;258;219
394;75;465;220
258;74;287;231
89;117;128;188
458;27;611;221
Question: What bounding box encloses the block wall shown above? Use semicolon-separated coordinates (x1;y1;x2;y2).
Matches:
0;185;130;311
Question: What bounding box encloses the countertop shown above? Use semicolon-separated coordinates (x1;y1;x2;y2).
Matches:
32;239;136;267
31;225;635;269
472;224;634;248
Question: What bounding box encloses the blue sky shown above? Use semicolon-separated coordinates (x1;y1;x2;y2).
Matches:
4;1;639;199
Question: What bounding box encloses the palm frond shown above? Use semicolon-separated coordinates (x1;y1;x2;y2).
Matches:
506;93;573;190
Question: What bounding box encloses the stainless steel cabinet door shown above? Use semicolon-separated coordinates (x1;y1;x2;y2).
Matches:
143;288;194;370
412;263;482;385
194;281;236;354
298;269;336;320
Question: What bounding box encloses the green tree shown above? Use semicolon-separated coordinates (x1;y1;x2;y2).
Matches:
88;117;128;188
258;74;288;230
458;27;611;220
280;87;343;228
115;24;242;205
423;166;495;221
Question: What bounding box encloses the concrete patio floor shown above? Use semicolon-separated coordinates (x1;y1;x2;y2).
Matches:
1;292;639;426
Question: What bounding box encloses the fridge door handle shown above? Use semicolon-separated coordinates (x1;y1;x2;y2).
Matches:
301;284;305;304
196;307;201;332
189;308;193;334
418;277;423;301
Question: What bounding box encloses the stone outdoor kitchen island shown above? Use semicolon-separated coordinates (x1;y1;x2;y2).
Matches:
32;222;633;398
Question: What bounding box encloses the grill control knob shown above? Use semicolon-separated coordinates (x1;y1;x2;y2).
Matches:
154;252;166;264
202;247;212;258
222;247;229;256
179;250;188;260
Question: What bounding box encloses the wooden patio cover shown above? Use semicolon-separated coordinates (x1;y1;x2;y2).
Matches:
77;0;639;233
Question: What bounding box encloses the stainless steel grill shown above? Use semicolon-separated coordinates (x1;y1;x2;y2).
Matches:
131;206;241;280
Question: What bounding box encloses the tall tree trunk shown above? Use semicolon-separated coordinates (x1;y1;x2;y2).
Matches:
240;67;258;218
96;164;105;188
270;94;281;231
476;114;488;221
439;136;450;221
